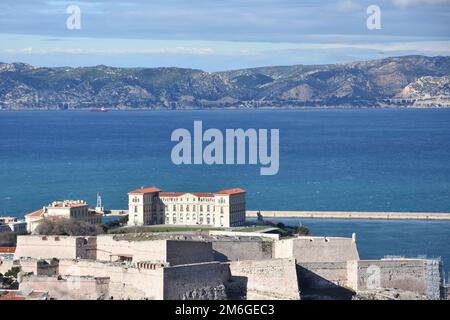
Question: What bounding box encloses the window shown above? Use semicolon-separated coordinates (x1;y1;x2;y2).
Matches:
134;206;138;213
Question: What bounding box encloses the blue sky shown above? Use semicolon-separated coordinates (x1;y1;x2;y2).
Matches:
0;0;449;71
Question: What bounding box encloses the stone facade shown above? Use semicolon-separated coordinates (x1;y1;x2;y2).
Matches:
25;200;102;233
127;187;246;228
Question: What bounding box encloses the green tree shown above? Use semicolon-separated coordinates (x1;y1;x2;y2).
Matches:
297;225;310;236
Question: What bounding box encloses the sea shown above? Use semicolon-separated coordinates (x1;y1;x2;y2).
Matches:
1;109;449;274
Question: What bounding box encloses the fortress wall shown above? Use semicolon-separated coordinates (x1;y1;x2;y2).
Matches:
347;259;442;299
97;236;213;266
166;241;214;265
163;262;230;300
297;262;349;289
57;259;164;299
272;239;294;259
20;275;110;300
212;240;273;262
228;258;300;300
96;236;167;263
278;237;359;263
14;236;96;260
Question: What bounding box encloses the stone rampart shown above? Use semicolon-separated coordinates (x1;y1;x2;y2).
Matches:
347;258;443;299
212;240;273;262
14;236;96;260
228;258;300;300
274;236;359;262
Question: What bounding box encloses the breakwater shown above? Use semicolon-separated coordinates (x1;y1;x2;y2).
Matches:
246;211;450;221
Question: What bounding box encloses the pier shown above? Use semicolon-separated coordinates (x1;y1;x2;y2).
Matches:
246;210;450;221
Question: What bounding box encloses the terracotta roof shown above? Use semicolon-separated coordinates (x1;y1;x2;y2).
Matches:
0;292;26;300
0;247;15;254
129;187;161;194
192;193;214;197
159;192;214;198
159;192;185;197
25;209;44;218
215;188;246;195
0;290;48;300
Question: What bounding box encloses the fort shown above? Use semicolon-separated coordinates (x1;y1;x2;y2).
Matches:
2;231;445;300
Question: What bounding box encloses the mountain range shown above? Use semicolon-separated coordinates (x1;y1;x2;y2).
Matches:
1;55;449;110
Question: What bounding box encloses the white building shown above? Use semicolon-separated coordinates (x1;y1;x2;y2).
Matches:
25;200;102;233
0;217;27;234
128;187;246;228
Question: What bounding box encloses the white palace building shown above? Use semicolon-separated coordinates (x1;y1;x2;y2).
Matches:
127;187;246;228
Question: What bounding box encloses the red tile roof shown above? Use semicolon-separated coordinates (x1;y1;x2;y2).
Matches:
215;188;246;195
0;290;48;300
129;187;161;194
0;292;26;300
159;192;185;197
159;192;215;198
0;247;15;254
192;193;214;197
25;209;44;218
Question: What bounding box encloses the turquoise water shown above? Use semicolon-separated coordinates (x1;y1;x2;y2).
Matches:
0;109;449;271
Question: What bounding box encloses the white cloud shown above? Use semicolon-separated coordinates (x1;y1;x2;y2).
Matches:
392;0;450;8
3;47;214;55
336;0;363;13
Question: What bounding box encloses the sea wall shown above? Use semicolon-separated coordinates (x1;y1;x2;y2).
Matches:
247;210;450;221
228;258;300;300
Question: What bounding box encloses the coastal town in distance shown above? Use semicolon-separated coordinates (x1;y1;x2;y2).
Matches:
0;186;448;300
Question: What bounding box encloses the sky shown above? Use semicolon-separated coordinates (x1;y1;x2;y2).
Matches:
0;0;449;71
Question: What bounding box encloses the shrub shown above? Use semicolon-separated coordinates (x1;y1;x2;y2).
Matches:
297;225;310;236
35;218;103;236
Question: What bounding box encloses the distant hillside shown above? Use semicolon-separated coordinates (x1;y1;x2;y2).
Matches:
397;75;450;107
1;55;450;110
